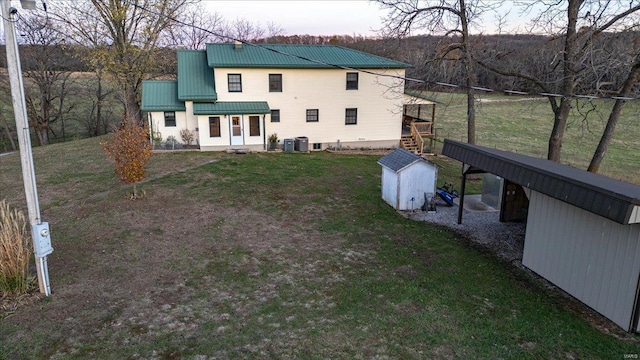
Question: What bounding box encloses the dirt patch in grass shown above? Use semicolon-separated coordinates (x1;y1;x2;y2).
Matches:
2;148;639;358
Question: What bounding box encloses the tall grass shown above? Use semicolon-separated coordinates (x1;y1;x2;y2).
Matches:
0;200;31;295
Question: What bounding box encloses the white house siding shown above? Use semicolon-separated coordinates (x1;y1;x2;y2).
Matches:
197;114;266;150
149;111;188;142
184;101;200;144
381;167;399;209
523;190;640;331
214;68;405;148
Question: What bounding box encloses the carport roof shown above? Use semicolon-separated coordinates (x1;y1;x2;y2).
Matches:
442;139;640;225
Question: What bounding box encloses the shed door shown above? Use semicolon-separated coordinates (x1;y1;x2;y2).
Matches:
230;115;243;145
500;181;529;222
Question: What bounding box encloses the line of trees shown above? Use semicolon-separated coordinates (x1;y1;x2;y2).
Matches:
375;0;640;172
1;0;638;175
0;0;283;150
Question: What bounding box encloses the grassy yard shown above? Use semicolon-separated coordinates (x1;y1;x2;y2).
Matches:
430;92;640;184
0;137;638;358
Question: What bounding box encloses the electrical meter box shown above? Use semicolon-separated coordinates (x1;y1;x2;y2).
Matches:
32;222;53;257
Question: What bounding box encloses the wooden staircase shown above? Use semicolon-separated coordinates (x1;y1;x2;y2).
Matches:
400;121;435;155
400;134;420;154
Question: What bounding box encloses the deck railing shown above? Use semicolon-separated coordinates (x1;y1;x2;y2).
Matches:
410;122;425;154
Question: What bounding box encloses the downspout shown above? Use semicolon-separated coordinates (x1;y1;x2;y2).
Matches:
147;112;153;144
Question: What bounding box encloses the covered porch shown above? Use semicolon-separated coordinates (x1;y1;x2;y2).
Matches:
194;101;271;151
401;90;441;154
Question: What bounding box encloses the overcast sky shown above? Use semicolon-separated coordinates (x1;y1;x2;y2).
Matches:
203;0;385;36
202;0;532;37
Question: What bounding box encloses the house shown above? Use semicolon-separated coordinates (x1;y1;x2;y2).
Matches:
442;139;640;332
141;42;416;151
378;148;438;211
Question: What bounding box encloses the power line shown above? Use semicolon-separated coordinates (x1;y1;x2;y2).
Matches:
125;0;640;102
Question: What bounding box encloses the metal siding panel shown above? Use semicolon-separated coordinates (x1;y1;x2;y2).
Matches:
524;191;640;331
631;206;640;223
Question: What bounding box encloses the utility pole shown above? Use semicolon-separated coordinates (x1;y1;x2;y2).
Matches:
1;0;52;296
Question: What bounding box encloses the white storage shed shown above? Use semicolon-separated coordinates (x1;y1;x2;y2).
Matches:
378;149;438;211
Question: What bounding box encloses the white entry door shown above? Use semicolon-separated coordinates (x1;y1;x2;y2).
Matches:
230;115;243;145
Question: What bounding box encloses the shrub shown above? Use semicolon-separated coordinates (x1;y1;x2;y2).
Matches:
101;119;153;199
179;129;195;145
0;200;31;295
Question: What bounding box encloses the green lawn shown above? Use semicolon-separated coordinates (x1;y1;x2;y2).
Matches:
430;92;640;183
0;137;638;358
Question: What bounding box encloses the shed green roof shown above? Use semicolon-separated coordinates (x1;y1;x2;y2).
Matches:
193;101;270;115
141;80;185;112
177;49;217;101
206;43;410;69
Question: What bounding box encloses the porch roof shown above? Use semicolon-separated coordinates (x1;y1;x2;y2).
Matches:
141;80;186;112
193;101;271;115
403;90;442;105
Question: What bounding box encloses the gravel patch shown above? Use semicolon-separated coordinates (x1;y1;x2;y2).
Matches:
401;195;526;262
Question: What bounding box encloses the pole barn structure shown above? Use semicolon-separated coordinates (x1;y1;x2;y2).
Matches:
442;139;640;332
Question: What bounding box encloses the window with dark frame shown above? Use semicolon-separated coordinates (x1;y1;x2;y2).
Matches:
209;116;221;137
345;108;357;125
164;111;176;127
249;116;260;136
228;73;242;92
306;109;319;122
269;74;282;92
346;72;358;90
271;109;280;122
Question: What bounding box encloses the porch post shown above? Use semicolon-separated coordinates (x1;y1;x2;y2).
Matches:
262;114;266;151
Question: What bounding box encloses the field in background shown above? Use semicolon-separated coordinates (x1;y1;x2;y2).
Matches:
0;137;638;358
429;92;640;183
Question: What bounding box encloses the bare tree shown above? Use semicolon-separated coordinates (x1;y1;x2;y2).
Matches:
376;0;499;145
169;2;225;49
588;53;640;172
478;0;640;162
225;18;285;43
18;13;76;145
52;0;193;123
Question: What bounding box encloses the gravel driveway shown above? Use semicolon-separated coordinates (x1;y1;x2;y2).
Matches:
402;194;526;262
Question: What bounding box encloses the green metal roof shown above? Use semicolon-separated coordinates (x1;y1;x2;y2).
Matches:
206;43;410;69
141;80;186;112
193;101;270;115
177;49;217;101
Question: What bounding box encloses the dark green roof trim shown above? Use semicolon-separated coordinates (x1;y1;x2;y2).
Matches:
141;80;186;112
404;89;443;104
193;102;271;115
442;139;640;225
177;49;217;101
206;43;410;69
